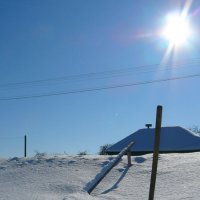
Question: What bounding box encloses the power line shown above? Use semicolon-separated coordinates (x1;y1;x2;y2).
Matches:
0;136;23;140
3;62;200;89
0;73;200;101
0;58;200;89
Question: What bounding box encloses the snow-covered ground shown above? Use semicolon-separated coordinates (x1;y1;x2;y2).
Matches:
0;153;200;200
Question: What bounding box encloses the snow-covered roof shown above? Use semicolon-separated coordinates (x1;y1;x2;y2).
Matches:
106;126;200;154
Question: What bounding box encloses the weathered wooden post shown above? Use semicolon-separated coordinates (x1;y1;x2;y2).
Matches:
148;105;163;200
24;135;27;157
127;150;132;167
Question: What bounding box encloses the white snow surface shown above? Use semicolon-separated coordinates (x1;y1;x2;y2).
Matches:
1;153;200;199
107;126;200;153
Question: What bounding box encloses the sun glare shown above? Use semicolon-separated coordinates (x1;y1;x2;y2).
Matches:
162;13;191;47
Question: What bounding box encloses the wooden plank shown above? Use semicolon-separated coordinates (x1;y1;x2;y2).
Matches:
87;141;135;194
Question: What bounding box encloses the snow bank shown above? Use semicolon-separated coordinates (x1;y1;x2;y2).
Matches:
1;153;200;199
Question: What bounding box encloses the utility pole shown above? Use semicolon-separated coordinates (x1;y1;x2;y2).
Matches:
148;105;163;200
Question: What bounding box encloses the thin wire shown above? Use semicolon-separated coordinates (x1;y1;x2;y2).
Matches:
0;136;23;140
1;62;200;91
0;58;200;89
0;73;200;101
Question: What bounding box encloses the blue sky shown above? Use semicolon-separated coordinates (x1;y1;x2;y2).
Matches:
1;0;200;157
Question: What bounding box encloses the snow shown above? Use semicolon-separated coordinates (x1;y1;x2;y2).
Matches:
1;152;200;199
107;126;200;154
86;141;134;194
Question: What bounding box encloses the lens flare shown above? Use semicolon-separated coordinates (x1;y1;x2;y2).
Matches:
162;14;191;47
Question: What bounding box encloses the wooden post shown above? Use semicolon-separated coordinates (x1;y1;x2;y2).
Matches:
148;105;162;200
24;135;27;157
127;150;132;167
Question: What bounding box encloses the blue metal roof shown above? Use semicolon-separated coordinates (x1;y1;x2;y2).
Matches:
106;126;200;153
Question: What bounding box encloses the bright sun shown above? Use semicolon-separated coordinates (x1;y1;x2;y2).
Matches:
162;13;191;47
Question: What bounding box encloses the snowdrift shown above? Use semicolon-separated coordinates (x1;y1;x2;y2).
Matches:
1;153;200;199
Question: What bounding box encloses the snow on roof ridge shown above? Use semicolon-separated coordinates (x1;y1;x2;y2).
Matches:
136;126;199;137
139;125;183;130
181;127;200;137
